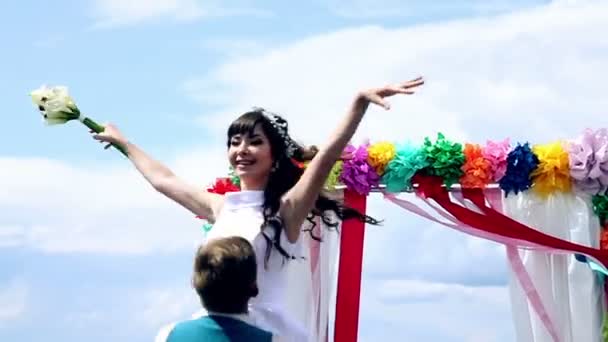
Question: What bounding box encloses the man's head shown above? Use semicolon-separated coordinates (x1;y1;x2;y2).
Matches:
192;237;258;314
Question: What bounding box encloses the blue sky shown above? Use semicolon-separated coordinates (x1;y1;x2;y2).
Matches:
2;0;608;341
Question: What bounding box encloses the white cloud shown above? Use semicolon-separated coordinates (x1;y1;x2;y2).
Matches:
181;1;608;291
54;284;201;339
362;195;508;285
324;0;548;19
90;0;272;28
5;0;606;268
7;2;607;341
0;146;229;254
199;38;268;58
0;226;25;248
374;278;509;306
180;0;608;290
138;286;200;328
188;0;608;148
359;279;513;341
91;0;204;27
0;279;28;323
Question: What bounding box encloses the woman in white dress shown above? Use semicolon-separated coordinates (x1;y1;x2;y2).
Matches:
92;77;424;340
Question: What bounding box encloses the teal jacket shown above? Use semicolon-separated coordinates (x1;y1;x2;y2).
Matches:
167;315;273;342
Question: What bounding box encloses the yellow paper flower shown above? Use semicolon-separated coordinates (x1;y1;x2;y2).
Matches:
367;142;396;175
531;141;571;196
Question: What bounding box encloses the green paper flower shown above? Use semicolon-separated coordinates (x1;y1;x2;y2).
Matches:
422;133;465;187
228;166;240;187
325;161;343;190
592;194;608;224
202;223;213;232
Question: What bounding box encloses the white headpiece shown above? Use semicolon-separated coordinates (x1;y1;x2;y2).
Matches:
253;107;298;157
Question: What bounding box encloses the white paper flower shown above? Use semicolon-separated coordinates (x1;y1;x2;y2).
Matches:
30;85;80;125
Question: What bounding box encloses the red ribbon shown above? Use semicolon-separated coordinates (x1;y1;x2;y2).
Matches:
414;174;608;268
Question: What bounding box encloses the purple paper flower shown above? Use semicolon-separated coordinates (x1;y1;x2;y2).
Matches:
339;143;380;195
568;128;608;195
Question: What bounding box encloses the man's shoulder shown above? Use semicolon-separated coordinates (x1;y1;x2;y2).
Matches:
162;315;273;342
154;322;177;342
201;315;274;337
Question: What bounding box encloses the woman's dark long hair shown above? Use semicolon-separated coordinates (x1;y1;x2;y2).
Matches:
227;109;381;265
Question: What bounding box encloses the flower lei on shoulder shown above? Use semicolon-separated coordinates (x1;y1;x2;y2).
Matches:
197;160;305;232
196;173;241;233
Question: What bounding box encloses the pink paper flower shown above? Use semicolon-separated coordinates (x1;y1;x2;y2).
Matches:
482;138;511;182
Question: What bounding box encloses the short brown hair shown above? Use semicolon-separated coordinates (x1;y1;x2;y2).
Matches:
192;237;258;313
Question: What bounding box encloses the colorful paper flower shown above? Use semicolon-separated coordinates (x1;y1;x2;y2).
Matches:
460;143;492;188
600;225;608;251
382;143;429;193
228;166;240;187
207;177;240;194
568;128;608;195
202;222;214;233
499;142;539;196
531;141;571;196
195;177;241;224
325;160;343;190
422;133;465;187
339;143;380;195
482;138;510;182
291;158;306;169
367;141;396;175
593;195;608;225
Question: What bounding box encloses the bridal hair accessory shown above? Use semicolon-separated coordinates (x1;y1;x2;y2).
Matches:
253;107;299;157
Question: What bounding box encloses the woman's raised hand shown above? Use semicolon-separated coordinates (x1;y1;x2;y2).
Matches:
91;123;128;150
358;76;424;110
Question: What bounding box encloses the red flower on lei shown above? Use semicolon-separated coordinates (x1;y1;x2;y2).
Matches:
195;177;240;220
207;177;240;194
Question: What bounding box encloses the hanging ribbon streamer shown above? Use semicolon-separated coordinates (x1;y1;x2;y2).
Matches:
383;190;560;342
414;174;608;267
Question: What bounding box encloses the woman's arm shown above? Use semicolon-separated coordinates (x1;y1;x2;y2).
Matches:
93;124;223;221
280;77;424;242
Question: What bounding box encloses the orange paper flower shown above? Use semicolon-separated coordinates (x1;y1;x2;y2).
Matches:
460;143;492;188
601;226;608;250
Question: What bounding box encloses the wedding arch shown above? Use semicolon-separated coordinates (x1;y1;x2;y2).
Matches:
204;130;608;342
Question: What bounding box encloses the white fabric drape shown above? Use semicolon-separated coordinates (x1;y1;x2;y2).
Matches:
503;191;604;342
285;216;341;342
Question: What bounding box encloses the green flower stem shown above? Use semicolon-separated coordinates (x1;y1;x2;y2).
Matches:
80;117;128;157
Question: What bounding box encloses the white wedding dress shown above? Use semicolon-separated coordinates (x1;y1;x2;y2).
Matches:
157;189;340;342
195;190;309;342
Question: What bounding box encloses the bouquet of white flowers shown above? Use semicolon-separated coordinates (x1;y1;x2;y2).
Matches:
30;85;127;156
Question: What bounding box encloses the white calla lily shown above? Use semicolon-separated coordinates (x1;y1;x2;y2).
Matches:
30;85;80;125
30;85;53;106
29;84;128;156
